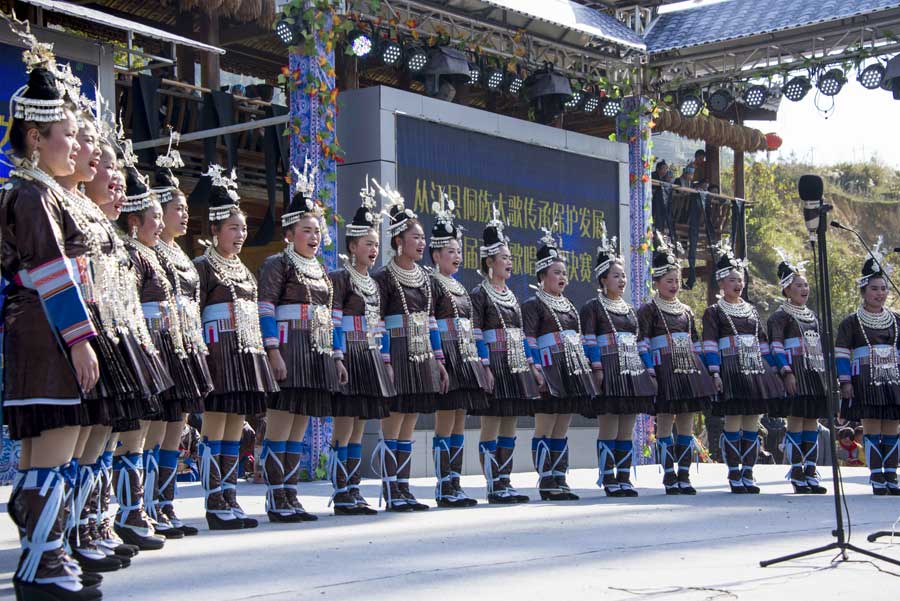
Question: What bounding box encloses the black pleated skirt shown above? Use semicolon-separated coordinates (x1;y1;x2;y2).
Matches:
711;354;785;416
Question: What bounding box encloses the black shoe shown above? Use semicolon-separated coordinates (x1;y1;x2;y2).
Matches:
154;526;185;539
267;510;305;523
205;512;244;530
665;485;681;496
487;491;519;505
174;523;200;536
112;543;139;558
238;516;260;528
71;549;123;573
14;579;103;601
540;490;577;501
385;500;415;512
80;573;103;587
728;480;747;494
114;526;165;550
404;499;429;511
436;497;471;508
334;505;370;516
791;479;812;494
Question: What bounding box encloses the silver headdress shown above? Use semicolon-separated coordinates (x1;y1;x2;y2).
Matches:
429;188;460;249
373;178;417;236
593;221;621;278
774;247;809;289
712;237;750;281
535;223;564;274
205;164;241;222
151;127;183;204
281;154;320;228
858;235;893;288
480;203;509;258
345;175;383;238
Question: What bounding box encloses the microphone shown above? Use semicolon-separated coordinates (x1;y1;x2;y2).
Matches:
830;220;854;232
799;175;824;238
894;248;900;253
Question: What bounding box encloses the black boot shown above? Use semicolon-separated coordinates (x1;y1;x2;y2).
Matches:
739;436;761;494
113;454;166;550
658;438;680;495
157;462;198;535
496;445;529;503
551;440;579;500
378;442;413;512
534;439;566;501
282;448;319;522
596;441;621;497
69;465;126;573
143;451;183;540
396;443;428;511
480;443;510;504
93;462;139;558
198;443;243;531
721;434;746;494
881;438;900;496
263;444;304;523
330;448;368;516
434;439;468;508
449;440;477;507
801;438;827;494
346;454;377;515
614;447;639;498
14;467;103;601
220;452;260;528
784;434;811;494
675;441;697;495
865;436;887;496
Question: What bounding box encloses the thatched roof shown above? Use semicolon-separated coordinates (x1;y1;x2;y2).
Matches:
177;0;276;27
654;109;767;153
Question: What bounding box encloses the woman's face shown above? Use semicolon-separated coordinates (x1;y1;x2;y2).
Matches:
487;245;512;282
71;120;100;184
162;192;189;239
135;201;163;246
83;144;116;209
863;277;888;310
720;270;744;300
215;212;247;257
108;171;126;220
34;110;80;177
784;274;810;307
287;215;320;258
601;262;627;298
434;238;461;276
540;261;567;295
349;231;379;270
398;222;426;262
655;270;680;300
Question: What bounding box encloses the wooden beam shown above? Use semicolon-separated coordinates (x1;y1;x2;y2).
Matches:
198;12;220;90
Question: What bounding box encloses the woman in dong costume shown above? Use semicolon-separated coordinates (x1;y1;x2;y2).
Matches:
581;224;656;498
0;24;105;599
701;239;784;494
471;209;540;504
522;229;597;501
372;180;449;512
257;158;343;522
767;248;828;494
149;133;213;530
836;239;900;495
428;191;491;508
328;176;394;515
637;233;714;495
195;165;278;529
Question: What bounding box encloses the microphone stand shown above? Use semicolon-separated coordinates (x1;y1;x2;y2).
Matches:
831;221;900;299
760;202;900;568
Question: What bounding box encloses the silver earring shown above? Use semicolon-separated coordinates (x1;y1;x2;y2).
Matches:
29;149;39;168
351;255;357;267
130;225;138;239
488;267;494;281
213;234;219;248
397;243;403;257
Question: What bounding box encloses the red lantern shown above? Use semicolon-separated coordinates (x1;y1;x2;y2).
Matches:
765;132;783;151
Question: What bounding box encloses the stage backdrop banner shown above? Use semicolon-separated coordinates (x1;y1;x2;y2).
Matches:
0;41;98;183
396;115;620;306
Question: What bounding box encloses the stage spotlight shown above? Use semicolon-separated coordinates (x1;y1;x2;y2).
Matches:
582;93;600;113
742;84;768;109
564;87;583;110
422;47;470;101
524;65;572;124
858;63;885;90
406;46;428;73
275;17;299;45
467;63;481;85
484;67;504;91
347;30;373;58
817;69;846;96
506;72;524;95
707;88;733;113
782;76;811;102
885;55;900;99
678;93;702;118
600;97;621;118
379;39;402;66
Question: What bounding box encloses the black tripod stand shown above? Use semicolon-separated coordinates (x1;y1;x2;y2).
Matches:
759;198;900;568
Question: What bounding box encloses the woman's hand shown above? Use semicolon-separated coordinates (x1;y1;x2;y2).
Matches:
385;363;394;384
267;348;288;381
335;358;349;386
483;367;495;394
841;382;853;401
71;340;100;393
713;373;723;394
783;372;797;396
438;363;450;394
532;364;546;392
591;368;604;391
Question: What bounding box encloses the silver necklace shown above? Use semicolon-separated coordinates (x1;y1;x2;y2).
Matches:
126;238;187;358
857;306;896;330
346;263;379;298
204;246;263;354
781;301;816;323
156;239;207;356
653;301;698;374
432;271;466;296
284;247;333;356
536;288;574;314
481;280;518;310
599;292;630;315
653;295;688;316
386;260;433;363
387;259;428;289
156;239;195;273
206;246;251;282
597;294;645;376
343;260;381;350
717;297;753;319
284;246;326;280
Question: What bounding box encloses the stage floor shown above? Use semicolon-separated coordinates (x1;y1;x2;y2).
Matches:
2;465;899;600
